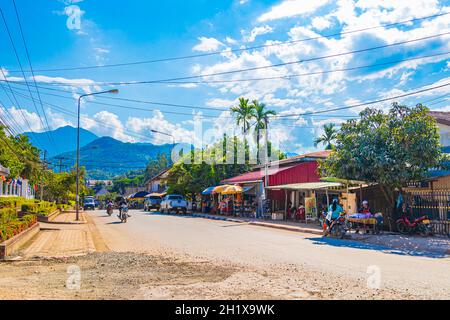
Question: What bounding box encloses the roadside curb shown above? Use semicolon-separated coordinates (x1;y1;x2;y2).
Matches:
248;221;323;235
44;220;87;225
191;213;323;236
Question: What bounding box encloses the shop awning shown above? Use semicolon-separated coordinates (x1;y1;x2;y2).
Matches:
202;186;216;195
146;193;166;198
243;185;255;193
266;182;342;190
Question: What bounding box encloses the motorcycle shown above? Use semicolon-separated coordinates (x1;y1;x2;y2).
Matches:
118;204;129;223
396;213;432;236
106;203;113;216
324;211;347;239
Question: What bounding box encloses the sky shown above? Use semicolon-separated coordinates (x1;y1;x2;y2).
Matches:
0;0;450;155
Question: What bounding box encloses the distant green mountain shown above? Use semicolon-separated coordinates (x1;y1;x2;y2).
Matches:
24;126;98;157
49;136;175;179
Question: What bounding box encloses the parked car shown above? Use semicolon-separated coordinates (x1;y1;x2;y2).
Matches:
83;197;96;210
160;194;188;214
144;195;162;211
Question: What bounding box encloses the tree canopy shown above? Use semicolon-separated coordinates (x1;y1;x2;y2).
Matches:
0;125;43;184
320;103;445;204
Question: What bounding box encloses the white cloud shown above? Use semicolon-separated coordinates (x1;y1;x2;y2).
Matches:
258;0;330;22
242;25;274;42
193;37;225;52
225;37;238;45
126;110;193;144
91;111;132;142
311;16;332;31
205;98;236;108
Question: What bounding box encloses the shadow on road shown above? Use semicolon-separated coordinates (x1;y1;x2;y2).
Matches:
106;221;125;225
307;237;447;259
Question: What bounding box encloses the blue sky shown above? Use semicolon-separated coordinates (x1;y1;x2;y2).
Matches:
0;0;450;155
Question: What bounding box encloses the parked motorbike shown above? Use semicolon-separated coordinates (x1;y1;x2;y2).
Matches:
325;212;347;239
396;213;432;236
118;204;129;223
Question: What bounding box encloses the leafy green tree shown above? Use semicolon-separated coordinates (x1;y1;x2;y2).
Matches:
166;135;285;199
251;100;276;163
231;97;255;134
314;123;338;150
144;153;171;182
320;103;445;210
0;125;43;184
42;167;88;204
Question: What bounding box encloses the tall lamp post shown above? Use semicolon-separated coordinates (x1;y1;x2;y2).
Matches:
76;89;119;221
150;129;175;145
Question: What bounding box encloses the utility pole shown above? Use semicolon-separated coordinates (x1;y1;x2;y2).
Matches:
40;150;48;201
264;116;269;188
54;156;66;173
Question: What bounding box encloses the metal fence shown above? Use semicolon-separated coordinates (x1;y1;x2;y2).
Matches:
407;190;450;236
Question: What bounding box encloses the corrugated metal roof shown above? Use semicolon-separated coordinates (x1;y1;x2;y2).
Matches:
266;182;342;190
253;150;331;169
221;165;296;184
429;111;450;126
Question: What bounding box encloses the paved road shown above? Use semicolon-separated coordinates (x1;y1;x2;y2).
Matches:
89;209;450;298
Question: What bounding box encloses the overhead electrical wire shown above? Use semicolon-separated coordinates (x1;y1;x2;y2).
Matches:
0;7;54;148
2;32;450;89
11;0;60;154
276;82;450;118
5;11;449;73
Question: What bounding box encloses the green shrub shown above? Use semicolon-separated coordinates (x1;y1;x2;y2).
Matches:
0;197;25;209
0;214;37;242
21;200;57;217
0;208;18;224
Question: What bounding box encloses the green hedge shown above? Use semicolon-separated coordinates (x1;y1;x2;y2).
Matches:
0;197;26;209
21;200;57;217
0;214;37;242
0;208;18;224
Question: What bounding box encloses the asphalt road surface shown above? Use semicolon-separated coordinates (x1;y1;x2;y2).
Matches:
86;209;450;299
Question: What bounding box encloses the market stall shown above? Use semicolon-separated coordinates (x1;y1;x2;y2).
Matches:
266;182;342;222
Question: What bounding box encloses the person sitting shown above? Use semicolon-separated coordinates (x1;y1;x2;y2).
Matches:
325;198;344;234
359;200;372;216
296;205;305;221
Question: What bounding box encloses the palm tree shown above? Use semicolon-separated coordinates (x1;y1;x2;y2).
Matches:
314;123;338;150
251;100;276;164
230;97;255;134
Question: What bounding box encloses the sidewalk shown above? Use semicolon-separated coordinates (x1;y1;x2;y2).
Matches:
350;233;450;257
50;210;87;224
18;211;96;259
191;212;323;235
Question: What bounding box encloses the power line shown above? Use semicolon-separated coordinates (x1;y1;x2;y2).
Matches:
5;11;449;73
6;31;450;87
9;89;185;143
4;49;450;119
152;51;450;85
276;82;450;118
11;0;60;154
0;7;54;147
6;85;234;118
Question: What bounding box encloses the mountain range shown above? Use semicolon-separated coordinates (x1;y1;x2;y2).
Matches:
24;126;175;179
24;126;99;157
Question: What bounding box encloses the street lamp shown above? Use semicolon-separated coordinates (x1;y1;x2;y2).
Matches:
150;129;175;145
76;89;118;221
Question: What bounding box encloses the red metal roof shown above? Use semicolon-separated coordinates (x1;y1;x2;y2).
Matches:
429;111;450;126
221;165;296;184
252;150;331;169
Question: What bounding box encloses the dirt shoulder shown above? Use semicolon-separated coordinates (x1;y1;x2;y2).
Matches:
0;251;422;300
